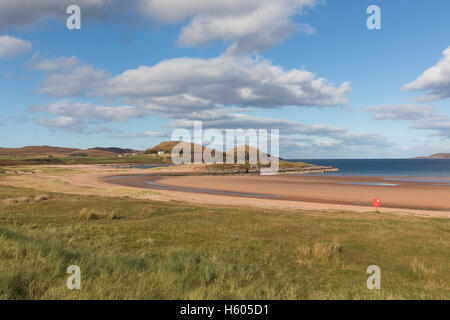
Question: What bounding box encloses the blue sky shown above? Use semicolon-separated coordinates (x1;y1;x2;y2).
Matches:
1;0;450;158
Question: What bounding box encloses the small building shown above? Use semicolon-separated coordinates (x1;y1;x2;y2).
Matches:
157;151;165;155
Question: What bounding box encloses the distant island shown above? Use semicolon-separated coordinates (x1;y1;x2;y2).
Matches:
413;153;450;159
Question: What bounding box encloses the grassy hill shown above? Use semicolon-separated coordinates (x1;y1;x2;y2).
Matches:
1;142;280;164
0;142;327;170
0;146;80;157
0;146;138;157
146;141;212;154
147;141;278;163
0;146;160;166
88;147;139;155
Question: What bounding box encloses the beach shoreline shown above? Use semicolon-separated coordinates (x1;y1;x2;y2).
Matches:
2;164;449;218
101;169;450;217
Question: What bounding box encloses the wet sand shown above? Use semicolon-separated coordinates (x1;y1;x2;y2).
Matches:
104;174;450;212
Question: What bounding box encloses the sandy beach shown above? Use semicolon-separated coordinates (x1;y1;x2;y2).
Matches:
103;171;450;216
2;164;449;218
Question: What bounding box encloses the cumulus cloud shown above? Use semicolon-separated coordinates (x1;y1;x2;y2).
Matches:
31;99;147;122
170;110;391;148
36;116;81;132
140;0;319;53
31;56;108;97
410;116;450;139
279;135;395;158
365;104;437;120
100;55;351;112
0;35;31;59
0;0;124;31
29;97;391;150
1;0;319;54
403;47;450;101
366;103;450;139
113;131;166;139
31;100;148;133
28;53;352;142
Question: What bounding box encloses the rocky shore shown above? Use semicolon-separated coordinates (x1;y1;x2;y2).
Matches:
198;164;339;176
101;162;339;176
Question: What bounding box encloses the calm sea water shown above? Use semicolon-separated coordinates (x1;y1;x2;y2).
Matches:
290;159;450;177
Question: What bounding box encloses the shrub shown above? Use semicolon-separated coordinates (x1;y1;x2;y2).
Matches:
298;239;342;261
2;196;33;204
411;258;437;279
110;212;120;220
2;198;18;205
34;194;49;202
79;208;99;220
69;152;88;157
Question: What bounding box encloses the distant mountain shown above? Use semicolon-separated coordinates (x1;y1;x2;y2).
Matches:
88;147;139;155
414;153;450;159
0;142;282;160
0;146;140;157
0;146;80;157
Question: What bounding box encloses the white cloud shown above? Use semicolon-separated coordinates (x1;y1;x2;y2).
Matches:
0;0;122;31
32;56;80;72
28;53;352;141
31;100;148;133
366;104;437;120
36;116;80;132
100;55;351;112
33;100;147;122
410;117;450;139
30;97;392;149
403;47;450;101
0;35;31;59
1;0;318;54
295;23;316;35
279;136;395;158
140;0;319;53
170;110;391;148
113;131;166;139
366;103;450;139
31;56;108;97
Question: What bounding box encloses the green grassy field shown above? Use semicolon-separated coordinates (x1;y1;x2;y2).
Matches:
0;184;448;299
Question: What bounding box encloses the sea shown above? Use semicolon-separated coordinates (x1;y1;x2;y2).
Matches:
289;159;450;178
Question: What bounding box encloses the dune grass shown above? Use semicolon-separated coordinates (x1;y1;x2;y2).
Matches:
0;184;448;300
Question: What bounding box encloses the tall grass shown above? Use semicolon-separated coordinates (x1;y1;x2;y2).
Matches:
0;185;448;299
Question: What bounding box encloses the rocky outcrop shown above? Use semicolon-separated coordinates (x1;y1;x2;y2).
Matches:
198;164;338;176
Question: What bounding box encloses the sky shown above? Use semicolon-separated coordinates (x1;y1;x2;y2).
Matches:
0;0;450;158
